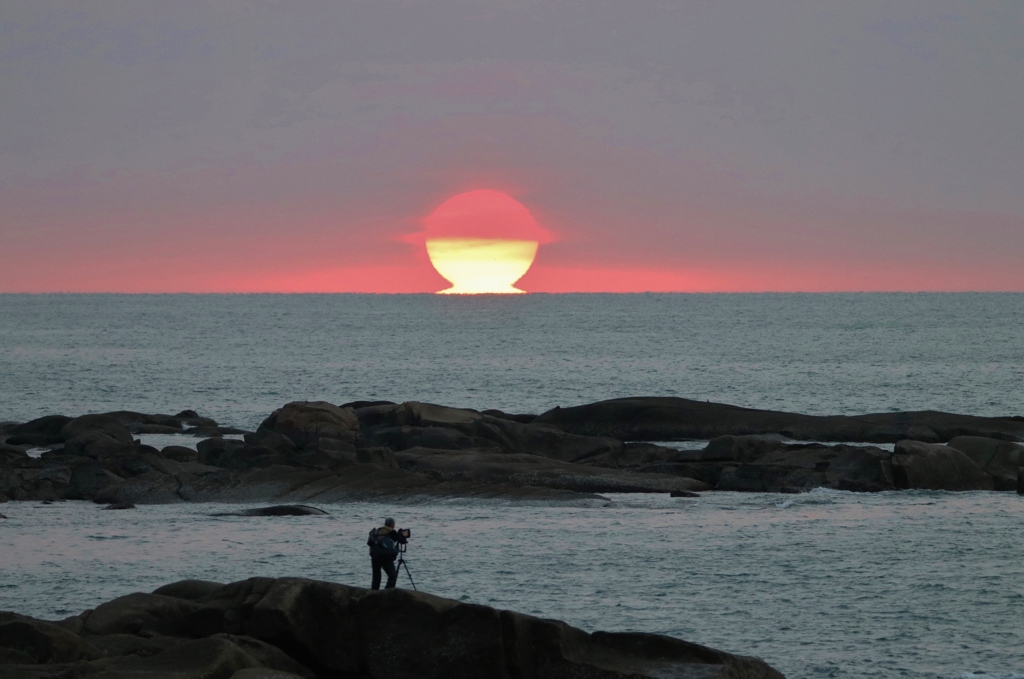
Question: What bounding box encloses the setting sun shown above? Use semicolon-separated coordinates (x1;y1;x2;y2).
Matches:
426;238;539;294
419;190;549;295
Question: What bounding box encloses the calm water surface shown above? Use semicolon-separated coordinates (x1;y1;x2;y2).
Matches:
2;294;1023;679
2;491;1022;679
1;293;1022;428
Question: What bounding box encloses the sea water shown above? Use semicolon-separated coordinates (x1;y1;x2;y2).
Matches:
2;293;1024;679
2;492;1022;679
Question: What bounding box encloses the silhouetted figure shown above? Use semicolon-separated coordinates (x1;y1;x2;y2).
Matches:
367;517;407;589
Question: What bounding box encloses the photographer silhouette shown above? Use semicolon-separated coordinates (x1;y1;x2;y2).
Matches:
367;517;410;590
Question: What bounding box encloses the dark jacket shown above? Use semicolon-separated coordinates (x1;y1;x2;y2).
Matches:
367;526;406;556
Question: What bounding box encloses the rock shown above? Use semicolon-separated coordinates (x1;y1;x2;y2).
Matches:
93;469;182;505
1018;468;1023;495
891;440;994;491
360;402;623;463
481;409;538;424
670;489;700;497
3;415;72;446
821;446;894;493
1;463;72;501
210;505;329;517
244;429;298;456
257;401;360;449
101;410;184;430
62;431;138;459
0;612;101;663
137;423;185;434
341;400;397;410
362;424;494;451
185;577;783;679
946;436;1024;491
394;447;710;494
162;445;199;462
186;426;252;437
356;447;400;468
535;396;1024;443
101;502;136;510
83;592;202;637
702;435;784;462
65;461;124;501
197;438;290;470
153;580;226;601
60;414;134;445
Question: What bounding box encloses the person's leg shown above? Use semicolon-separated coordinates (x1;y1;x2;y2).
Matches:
371;559;382;590
383;560;398;589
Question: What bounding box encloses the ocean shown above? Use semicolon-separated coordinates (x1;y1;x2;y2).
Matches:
2;293;1023;679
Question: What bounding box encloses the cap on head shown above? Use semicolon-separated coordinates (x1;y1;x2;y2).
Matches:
384;517;395;527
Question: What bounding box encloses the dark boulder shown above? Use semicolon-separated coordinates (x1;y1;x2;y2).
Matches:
341;400;397;410
361;425;494;452
185;577;783;679
101;502;136;510
82;592;202;637
197;438;289;470
257;402;359;449
394;447;709;494
702;435;784;462
162;445;199;462
0;612;101;663
210;505;329;517
946;436;1024;491
535;396;1024;443
62;431;137;459
65;461;124;501
4;415;72;446
360;402;622;463
60;414;134;445
891;440;994;491
153;580;227;601
245;429;299;456
481;409;538;424
1;463;71;502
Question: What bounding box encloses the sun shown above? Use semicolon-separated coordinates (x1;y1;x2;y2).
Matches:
420;190;548;294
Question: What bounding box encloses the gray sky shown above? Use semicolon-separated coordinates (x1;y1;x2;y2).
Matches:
2;1;1022;291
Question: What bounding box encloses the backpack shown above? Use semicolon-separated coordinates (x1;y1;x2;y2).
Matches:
371;532;399;561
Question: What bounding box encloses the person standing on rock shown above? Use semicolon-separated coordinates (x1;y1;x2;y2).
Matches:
367;517;407;590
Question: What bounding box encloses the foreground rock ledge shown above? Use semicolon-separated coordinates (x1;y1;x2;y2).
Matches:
0;577;785;679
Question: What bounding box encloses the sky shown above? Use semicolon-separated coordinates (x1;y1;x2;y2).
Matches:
1;1;1022;292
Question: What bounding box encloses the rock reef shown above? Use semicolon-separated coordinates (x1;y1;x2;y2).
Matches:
0;577;785;679
2;397;1021;503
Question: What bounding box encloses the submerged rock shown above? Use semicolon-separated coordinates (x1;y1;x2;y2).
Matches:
210;505;329;517
0;577;786;679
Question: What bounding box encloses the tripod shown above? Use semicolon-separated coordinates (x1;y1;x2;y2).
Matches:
396;543;417;591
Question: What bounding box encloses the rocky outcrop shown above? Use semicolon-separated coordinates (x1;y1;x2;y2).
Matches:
535;397;1024;443
355;401;622;462
257;402;360;449
890;440;994;491
0;577;786;679
394;447;710;494
946;436;1024;491
4;398;1019;502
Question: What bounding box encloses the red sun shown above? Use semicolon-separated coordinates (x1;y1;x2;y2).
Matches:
415;190;551;294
